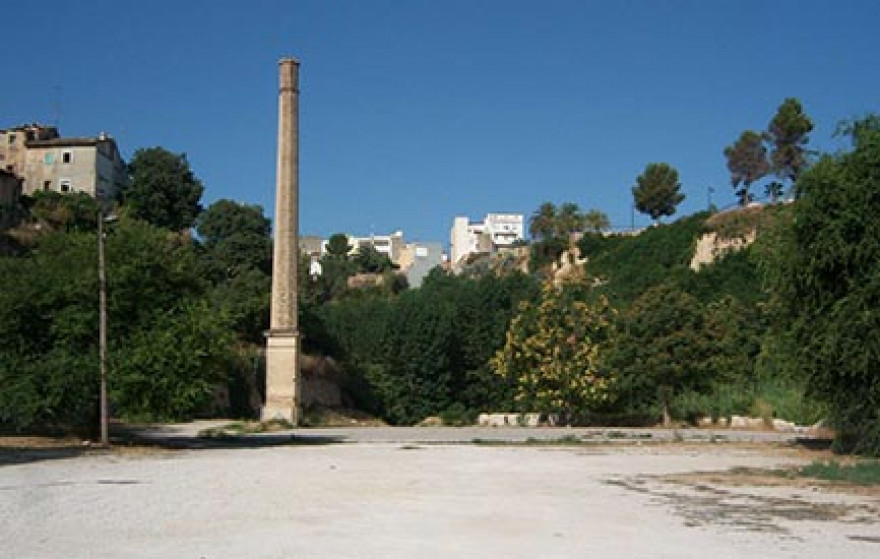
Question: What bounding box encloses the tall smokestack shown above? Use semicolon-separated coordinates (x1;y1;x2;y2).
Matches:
263;57;301;423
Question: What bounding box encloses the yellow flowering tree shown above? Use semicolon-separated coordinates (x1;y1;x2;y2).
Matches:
490;279;616;416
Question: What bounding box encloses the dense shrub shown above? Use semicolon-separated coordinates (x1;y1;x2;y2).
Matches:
764;118;880;455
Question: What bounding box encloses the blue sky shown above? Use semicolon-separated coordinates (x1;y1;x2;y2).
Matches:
3;1;878;244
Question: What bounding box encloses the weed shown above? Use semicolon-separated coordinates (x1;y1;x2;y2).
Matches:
797;460;880;485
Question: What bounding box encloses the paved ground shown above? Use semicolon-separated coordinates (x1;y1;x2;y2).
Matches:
2;427;878;558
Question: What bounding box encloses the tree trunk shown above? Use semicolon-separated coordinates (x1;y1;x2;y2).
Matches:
661;402;672;427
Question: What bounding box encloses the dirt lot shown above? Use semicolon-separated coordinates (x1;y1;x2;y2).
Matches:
1;438;878;558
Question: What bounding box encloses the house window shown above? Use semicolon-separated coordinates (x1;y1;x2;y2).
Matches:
60;179;71;193
44;153;55;164
43;181;51;191
8;134;16;145
62;151;72;164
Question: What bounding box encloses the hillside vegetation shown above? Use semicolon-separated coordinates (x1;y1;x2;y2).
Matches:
308;203;821;430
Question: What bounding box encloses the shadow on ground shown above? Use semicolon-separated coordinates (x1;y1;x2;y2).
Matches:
0;445;91;467
0;428;347;467
115;424;348;451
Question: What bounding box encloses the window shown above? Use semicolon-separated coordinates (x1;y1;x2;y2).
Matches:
44;153;55;164
62;151;72;164
60;179;71;193
43;181;51;191
8;134;16;145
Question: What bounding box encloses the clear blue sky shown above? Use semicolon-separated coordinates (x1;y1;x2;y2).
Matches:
3;1;878;244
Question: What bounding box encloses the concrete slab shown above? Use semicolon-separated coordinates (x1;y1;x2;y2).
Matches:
1;442;876;558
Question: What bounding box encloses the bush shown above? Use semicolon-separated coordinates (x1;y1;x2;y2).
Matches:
763;118;880;455
579;212;709;308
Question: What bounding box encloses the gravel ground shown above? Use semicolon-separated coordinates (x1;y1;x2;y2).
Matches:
2;441;878;558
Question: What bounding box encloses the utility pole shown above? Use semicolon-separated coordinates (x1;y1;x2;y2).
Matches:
97;211;109;446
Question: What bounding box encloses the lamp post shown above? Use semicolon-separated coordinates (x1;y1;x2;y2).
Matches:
630;202;635;232
97;212;109;446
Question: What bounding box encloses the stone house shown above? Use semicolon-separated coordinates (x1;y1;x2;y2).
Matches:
0;124;128;202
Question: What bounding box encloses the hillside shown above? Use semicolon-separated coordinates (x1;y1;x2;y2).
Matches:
575;205;786;308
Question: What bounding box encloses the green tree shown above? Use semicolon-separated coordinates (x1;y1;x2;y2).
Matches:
376;290;457;424
197;199;271;277
353;245;396;274
304;232;357;302
632;163;685;223
766;98;813;184
310;256;356;303
0;231;101;432
528;235;569;275
26;191;100;233
426;271;539;414
110;299;234;420
583;209;611;233
724;130;771;206
196;200;272;343
0;216;237;433
764;116;880;454
325;233;352;258
611;284;713;425
106;218;208;338
529;202;557;240
528;201;579;274
490;279;616;417
556;202;584;237
313;270;539;422
121;147;204;230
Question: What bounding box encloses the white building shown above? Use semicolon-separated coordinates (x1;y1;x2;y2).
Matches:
303;230;444;288
450;213;524;267
347;230;404;262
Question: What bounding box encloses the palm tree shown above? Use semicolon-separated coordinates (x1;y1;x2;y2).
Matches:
556;202;584;237
765;181;784;203
583;209;611;233
529;202;557;241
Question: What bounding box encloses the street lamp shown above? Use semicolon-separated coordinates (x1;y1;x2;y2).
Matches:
97;211;116;447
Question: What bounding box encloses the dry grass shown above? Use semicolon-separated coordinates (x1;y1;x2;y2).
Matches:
704;204;778;240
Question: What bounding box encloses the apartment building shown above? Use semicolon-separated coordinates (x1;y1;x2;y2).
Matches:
450;212;525;267
301;230;444;288
348;230;405;262
396;241;443;288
